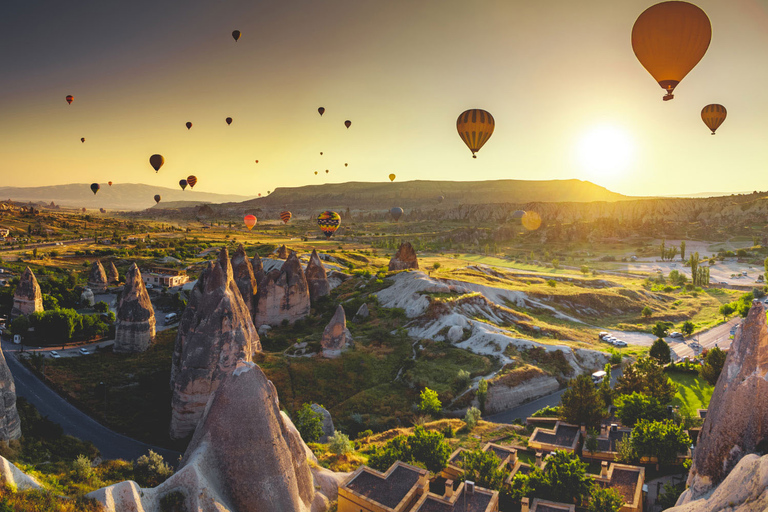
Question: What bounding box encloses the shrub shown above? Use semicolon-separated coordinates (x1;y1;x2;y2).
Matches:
699;347;726;385
609;351;622;365
160;491;187;512
614;392;666;427
656;481;686;509
134;450;173;488
328;432;354;455
293;403;323;443
588;486;625;512
461;449;509;490
531;405;561;418
72;454;93;482
477;379;488;413
464;407;481;430
418;388;442;416
547;279;557;288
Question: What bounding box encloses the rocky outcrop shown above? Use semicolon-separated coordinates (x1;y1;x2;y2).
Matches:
11;267;42;319
0;347;21;442
277;245;289;259
170;249;261;440
251;252;266;284
305;249;330;303
114;263;156;353
254;253;310;327
88;260;108;293
107;262;120;284
354;303;369;321
481;373;560;415
388;242;419;271
80;288;95;307
0;456;40;490
685;300;768;499
321;305;352;357
310;404;335;443
231;245;258;316
89;361;345;512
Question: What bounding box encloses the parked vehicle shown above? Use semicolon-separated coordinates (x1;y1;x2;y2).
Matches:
614;340;627;347
592;370;607;384
669;332;684;339
598;332;609;340
165;313;178;323
79;348;90;355
49;351;61;359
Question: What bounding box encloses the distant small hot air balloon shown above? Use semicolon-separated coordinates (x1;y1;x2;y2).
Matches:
66;95;74;105
255;160;259;163
100;208;106;214
388;174;396;182
149;154;164;172
318;107;325;116
108;181;112;186
344;120;351;129
258;193;261;197
457;109;495;158
701;104;727;134
345;163;348;167
320;152;323;155
179;179;188;190
82;207;86;213
226;117;233;125
279;211;292;224
81;138;85;143
187;175;197;188
314;171;318;175
186;122;192;130
154;194;161;204
390;207;403;222
244;214;257;230
325;169;329;174
512;210;526;220
90;183;100;195
232;30;241;42
317;211;341;239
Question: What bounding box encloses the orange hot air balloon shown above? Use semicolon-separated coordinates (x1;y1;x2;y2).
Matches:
232;30;241;42
244;214;257;230
154;194;161;204
66;95;74;105
457;109;495;158
179;179;188;190
108;181;112;186
318;107;325;116
149;154;164;172
258;193;261;197
81;138;85;143
186;122;192;130
320;152;323;155
632;1;711;101
325;169;329;174
701;104;726;134
226;117;233;125
344;120;351;129
255;160;259;163
314;171;318;175
186;175;197;188
279;211;292;224
388;173;396;182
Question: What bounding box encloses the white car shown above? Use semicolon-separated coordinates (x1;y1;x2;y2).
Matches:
604;336;617;345
598;332;609;340
79;348;91;355
49;351;61;359
614;340;627;347
669;332;684;339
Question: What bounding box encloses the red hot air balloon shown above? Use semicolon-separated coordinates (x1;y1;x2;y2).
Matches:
90;183;100;195
244;214;257;230
232;30;241;42
66;95;74;105
186;175;197;188
108;181;112;186
255;160;259;163
314;171;318;175
258;193;261;197
186;122;192;130
344;120;351;128
226;117;233;125
318;107;325;116
149;154;164;172
154;194;161;204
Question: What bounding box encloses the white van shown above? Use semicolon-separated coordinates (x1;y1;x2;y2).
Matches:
165;313;178;323
592;370;607;384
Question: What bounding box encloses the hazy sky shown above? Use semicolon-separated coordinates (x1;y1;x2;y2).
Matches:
2;0;768;198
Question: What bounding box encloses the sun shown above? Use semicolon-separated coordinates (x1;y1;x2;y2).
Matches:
576;125;635;177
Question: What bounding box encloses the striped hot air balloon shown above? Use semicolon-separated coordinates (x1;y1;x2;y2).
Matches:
457;109;495;158
66;95;74;105
244;214;257;230
701;104;726;134
317;211;341;239
279;211;292;224
186;175;197;188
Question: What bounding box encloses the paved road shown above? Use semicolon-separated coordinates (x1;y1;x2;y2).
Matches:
5;350;180;462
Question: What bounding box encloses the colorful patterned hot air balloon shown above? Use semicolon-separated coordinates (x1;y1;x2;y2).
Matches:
317;211;341;239
226;117;233;125
279;211;292;224
100;208;106;214
232;30;241;42
388;174;396;182
632;1;711;101
90;183;100;195
66;95;74;105
244;214;257;230
318;107;325;116
108;181;112;186
81;138;85;143
437;196;444;203
186;122;192;130
457;109;495;158
149;154;164;172
179;179;188;190
390;207;403;222
344;120;351;129
701;104;726;134
154;194;161;204
186;175;197;188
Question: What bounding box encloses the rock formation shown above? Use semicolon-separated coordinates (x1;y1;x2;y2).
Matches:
447;325;464;342
0;456;40;490
321;305;352;356
80;288;95;307
277;244;289;259
90;361;345;512
305;249;330;303
170;248;261;440
354;303;369;321
0;347;21;442
388;242;419;271
685;300;768;499
11;267;42;319
254;252;310;327
310;404;335;443
88;260;108;293
230;245;258;316
107;262;119;284
114;263;156;353
251;252;266;284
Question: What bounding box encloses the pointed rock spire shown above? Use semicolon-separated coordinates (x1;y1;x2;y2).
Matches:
114;263;156;353
11;267;42;319
0;346;21;442
254;252;310;327
231;245;258;316
321;305;352;357
388;242;419;271
107;262;119;284
305;249;330;303
88;260;108;292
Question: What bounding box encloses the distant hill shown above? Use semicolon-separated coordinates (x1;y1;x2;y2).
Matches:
0;184;250;211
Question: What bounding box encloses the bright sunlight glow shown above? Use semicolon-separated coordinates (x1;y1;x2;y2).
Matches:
576;125;635;177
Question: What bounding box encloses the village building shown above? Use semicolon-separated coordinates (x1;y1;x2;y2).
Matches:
591;462;645;512
141;267;190;288
528;421;581;454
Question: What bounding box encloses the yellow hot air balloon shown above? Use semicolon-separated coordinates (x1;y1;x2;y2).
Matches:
631;1;711;101
388;174;396;182
701;104;726;134
456;109;495;158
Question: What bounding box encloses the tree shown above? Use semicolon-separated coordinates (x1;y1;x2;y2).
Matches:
477;379;488;413
588;487;625;512
614;358;675;404
615;392;666;427
461;449;509;490
419;387;442;416
581;265;590;276
293;403;323;443
641;306;652;319
524;451;593;505
615;437;639;464
560;375;605;429
94;301;109;313
660;240;666;261
719;303;735;321
651;322;670;340
680;241;686;262
681;321;695;337
134;450;173;488
409;426;451;473
585;429;599;455
649;338;671;365
464;407;481;430
630;419;691;466
328;432;353;455
598;363;613;407
699;347;726;385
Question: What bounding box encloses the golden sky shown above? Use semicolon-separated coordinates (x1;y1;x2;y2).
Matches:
2;0;768;198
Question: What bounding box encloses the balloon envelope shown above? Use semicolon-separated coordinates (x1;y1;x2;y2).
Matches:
317;211;341;239
179;179;188;190
457;109;495;158
631;1;711;101
154;194;161;204
81;138;85;143
344;120;351;128
390;207;403;221
226;117;233;125
388;173;396;182
108;181;112;186
66;95;73;105
90;183;100;195
512;210;526;220
187;175;197;188
318;107;325;116
186;122;192;130
279;211;292;224
437;195;444;203
149;154;164;172
232;30;241;42
244;214;257;230
701;104;726;134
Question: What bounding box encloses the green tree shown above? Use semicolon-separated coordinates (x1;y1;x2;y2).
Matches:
649;338;671;365
525;451;593;505
581;265;590;276
764;256;768;282
588;487;625;512
293;403;323;443
461;449;509;490
719;303;735;321
585;429;599;455
551;259;560;270
630;419;691;466
328;432;353;455
651;322;670;339
598;363;613;407
72;454;93;483
660;240;666;261
699;347;727;385
615;437;639;464
94;301;109;313
680;241;686;262
615;392;666;427
477;379;488;413
134;450;173;488
681;321;695;337
418;387;442;416
641;306;652;319
560;375;605;429
464;406;481;430
614;358;675;404
408;426;451;473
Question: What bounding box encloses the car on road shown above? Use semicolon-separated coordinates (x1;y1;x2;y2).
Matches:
78;348;91;355
165;313;178;323
669;332;684;340
603;336;616;345
598;332;609;340
49;351;61;359
591;370;607;384
613;340;627;347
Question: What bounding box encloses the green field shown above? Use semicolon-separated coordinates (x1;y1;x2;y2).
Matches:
667;371;715;415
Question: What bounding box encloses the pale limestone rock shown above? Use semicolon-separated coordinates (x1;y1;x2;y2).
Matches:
305;249;330;303
310;404;335;443
388;242;419;271
231;245;258;316
114;263;156;353
107;262;120;284
254;253;310;327
11;267;42;319
0;347;20;442
88;260;108;293
321;305;352;357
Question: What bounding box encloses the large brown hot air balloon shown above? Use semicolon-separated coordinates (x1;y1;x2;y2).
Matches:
66;95;74;105
154;194;161;204
149;154;164;172
701;104;727;134
81;138;85;143
318;107;325;116
186;122;192;130
279;211;292;224
90;183;100;195
179;179;188;190
232;30;241;42
631;1;711;101
226;117;233;125
344;120;351;129
456;109;495;158
186;175;197;188
108;181;112;186
390;207;403;222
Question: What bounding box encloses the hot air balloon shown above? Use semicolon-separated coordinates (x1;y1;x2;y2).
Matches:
521;211;542;231
318;107;325;116
187;175;197;188
179;179;188;190
258;193;261;197
100;208;106;214
314;171;318;175
388;174;396;182
226;117;233;125
279;211;292;224
344;120;351;129
149;154;164;172
325;169;329;174
631;1;711;101
701;104;726;134
320;152;323;155
90;183;100;195
65;95;73;105
154;194;161;204
81;138;85;143
512;210;525;220
390;207;403;222
457;109;495;158
255;160;259;163
82;207;86;213
345;163;348;167
186;122;192;130
232;30;241;42
108;181;112;186
244;214;257;230
317;211;341;239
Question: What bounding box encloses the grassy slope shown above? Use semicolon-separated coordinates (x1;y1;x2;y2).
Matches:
667;372;714;414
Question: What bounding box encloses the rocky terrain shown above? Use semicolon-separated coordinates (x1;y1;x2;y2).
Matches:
0;347;21;442
305;249;330;303
231;245;258;316
88;260;108;293
114;263;156;353
254;252;311;327
321;305;353;357
388;241;419;271
11;267;42;319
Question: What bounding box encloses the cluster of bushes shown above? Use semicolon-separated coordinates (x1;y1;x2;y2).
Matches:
11;309;113;345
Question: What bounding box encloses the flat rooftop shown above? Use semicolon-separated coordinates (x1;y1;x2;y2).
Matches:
415;487;493;512
346;463;423;509
531;424;579;447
